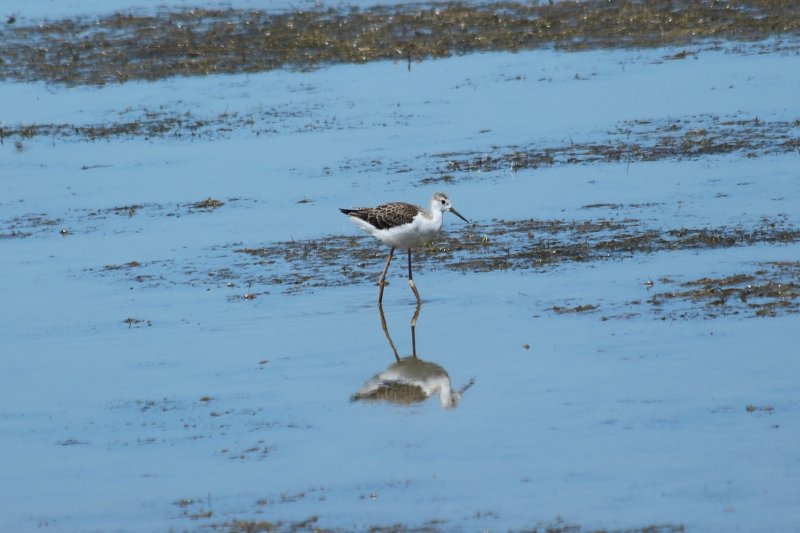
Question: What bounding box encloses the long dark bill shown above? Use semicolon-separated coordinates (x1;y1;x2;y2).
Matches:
450;207;469;223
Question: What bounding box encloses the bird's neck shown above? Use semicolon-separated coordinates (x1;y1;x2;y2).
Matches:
427;204;444;224
438;383;457;409
425;209;444;232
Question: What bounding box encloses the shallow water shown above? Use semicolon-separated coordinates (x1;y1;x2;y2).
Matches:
2;3;800;531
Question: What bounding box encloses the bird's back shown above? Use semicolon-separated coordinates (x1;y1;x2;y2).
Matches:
340;202;420;230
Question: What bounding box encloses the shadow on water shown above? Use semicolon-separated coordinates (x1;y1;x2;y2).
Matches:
351;303;474;410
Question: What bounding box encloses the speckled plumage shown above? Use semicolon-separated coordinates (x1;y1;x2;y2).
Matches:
339;201;424;231
350;357;458;408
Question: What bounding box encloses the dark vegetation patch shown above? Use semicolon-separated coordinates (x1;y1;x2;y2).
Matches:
207;516;452;533
123;317;152;328
646;261;800;319
423;114;800;182
230;218;655;291
90;215;800;322
57;438;89;446
202;517;684;533
17;195;795;320
436;217;800;274
191;197;225;210
6;113;795;181
553;304;599;314
746;404;775;413
1;0;799;86
1;102;330;142
104;261;142;271
0;213;62;239
0;198;240;239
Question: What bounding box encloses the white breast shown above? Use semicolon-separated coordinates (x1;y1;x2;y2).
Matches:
370;213;443;250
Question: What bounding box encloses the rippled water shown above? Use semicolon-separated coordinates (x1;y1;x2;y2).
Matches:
1;3;799;531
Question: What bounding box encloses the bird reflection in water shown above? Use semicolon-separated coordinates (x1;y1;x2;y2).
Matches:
351;304;474;410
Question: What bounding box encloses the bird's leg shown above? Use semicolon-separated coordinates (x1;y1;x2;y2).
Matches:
407;249;422;305
378;303;400;362
378;247;395;305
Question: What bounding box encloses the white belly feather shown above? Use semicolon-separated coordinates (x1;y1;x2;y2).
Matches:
351;212;442;250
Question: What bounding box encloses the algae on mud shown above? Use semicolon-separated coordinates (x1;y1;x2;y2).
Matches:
645;261;800;319
211;517;685;533
3;111;799;174
0;198;244;239
79;213;800;318
427;115;800;182
1;103;323;142
1;0;799;86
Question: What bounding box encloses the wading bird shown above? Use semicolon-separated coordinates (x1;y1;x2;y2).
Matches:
340;192;469;304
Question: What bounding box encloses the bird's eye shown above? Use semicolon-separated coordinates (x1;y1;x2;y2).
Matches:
440;200;446;205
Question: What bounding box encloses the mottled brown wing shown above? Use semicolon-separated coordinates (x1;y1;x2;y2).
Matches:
350;382;428;404
340;202;419;230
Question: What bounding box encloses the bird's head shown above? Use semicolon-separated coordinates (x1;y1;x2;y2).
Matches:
431;192;469;223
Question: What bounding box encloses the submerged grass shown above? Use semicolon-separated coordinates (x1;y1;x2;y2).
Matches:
204;517;684;533
425;114;800;182
646;261;800;318
3;112;797;176
10;194;799;320
83;213;800;320
1;0;799;85
0;198;244;239
1;103;324;142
